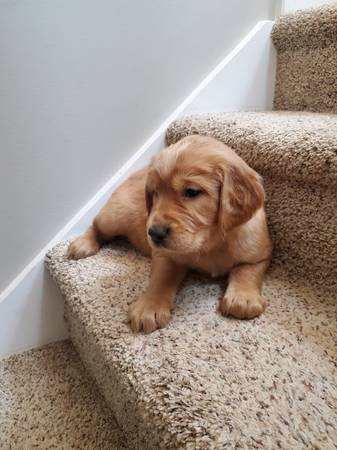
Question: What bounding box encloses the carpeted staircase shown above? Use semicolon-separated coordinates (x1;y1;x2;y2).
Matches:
5;5;337;449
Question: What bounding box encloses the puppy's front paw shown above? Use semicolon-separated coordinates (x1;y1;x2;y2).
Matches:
67;235;100;260
220;291;266;320
128;296;171;334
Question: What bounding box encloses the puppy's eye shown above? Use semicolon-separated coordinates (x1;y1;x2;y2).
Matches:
183;188;202;198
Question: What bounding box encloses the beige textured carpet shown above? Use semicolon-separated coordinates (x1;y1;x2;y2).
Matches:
272;5;337;113
46;241;337;450
43;4;337;449
0;340;127;450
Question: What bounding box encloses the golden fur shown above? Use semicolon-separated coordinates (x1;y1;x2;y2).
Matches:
68;135;272;333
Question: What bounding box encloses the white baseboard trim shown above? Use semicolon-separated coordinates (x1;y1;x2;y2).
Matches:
0;20;275;358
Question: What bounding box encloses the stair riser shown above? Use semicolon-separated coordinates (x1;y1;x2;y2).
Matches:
272;5;337;113
274;45;337;113
264;177;337;287
65;302;178;450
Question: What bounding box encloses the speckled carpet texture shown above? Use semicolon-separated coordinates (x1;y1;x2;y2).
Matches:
272;4;337;113
44;5;337;450
0;340;127;450
46;241;337;450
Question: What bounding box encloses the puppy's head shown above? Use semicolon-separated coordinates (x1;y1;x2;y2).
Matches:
145;135;264;254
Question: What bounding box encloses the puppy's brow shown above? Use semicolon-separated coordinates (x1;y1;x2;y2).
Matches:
153;148;181;180
182;168;211;177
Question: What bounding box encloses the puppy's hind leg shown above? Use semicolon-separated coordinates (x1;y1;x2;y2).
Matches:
67;225;101;260
67;193;127;260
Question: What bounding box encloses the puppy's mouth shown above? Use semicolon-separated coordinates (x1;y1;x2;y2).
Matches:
150;237;167;248
147;224;204;253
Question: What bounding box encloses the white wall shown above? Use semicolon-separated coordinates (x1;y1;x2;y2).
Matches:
0;0;277;294
283;0;337;13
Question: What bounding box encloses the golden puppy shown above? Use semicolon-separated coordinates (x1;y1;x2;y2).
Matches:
68;135;272;333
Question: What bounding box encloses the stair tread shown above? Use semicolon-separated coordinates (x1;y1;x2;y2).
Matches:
166;111;337;187
0;340;126;450
46;241;337;449
272;4;337;51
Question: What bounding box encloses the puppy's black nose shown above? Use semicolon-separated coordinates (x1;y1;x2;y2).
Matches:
148;225;170;246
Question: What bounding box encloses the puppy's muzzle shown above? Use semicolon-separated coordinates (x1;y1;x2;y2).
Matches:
148;225;170;247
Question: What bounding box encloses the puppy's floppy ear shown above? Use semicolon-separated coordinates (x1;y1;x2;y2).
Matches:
145;187;153;214
218;161;265;232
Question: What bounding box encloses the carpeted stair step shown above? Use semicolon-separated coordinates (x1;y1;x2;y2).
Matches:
0;340;127;449
46;242;337;449
272;4;337;113
166;111;337;287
